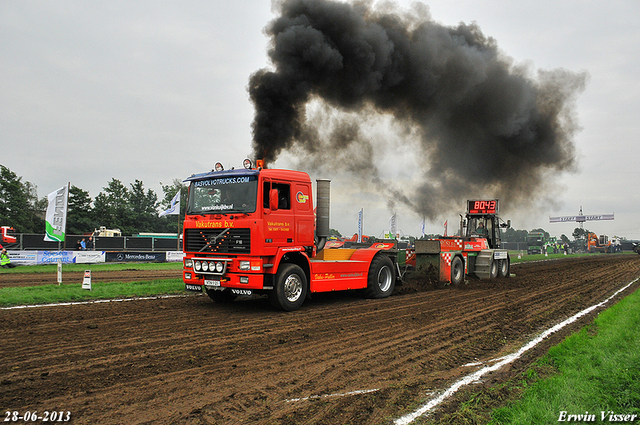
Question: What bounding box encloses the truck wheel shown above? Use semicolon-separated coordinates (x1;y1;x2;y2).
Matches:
450;256;464;286
364;255;395;298
490;259;499;279
269;264;307;311
498;257;510;278
206;288;237;303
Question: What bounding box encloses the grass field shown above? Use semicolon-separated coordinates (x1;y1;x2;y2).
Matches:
0;262;184;307
430;281;640;425
0;279;185;307
0;261;183;274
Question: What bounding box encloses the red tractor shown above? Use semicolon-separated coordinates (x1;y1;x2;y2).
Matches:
409;200;511;285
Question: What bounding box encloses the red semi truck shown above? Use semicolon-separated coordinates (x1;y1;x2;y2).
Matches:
181;159;398;311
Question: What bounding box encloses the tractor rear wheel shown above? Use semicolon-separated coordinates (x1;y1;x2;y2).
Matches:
363;255;395;298
450;256;464;286
498;257;511;278
489;259;499;279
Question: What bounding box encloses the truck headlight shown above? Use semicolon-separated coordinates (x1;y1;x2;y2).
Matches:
216;261;224;272
185;259;193;268
195;261;202;271
239;261;250;271
202;261;209;271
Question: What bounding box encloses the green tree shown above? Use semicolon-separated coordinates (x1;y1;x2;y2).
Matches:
503;227;528;242
93;179;130;233
128;180;159;233
530;228;550;239
572;227;590;240
0;165;44;233
93;178;162;235
66;185;95;235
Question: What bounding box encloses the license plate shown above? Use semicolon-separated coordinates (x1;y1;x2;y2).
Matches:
185;284;203;292
204;279;221;289
230;288;253;296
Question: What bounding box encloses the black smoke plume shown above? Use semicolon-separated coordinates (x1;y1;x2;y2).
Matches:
249;0;587;220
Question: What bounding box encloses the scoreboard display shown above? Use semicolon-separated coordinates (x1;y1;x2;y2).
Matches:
467;199;499;215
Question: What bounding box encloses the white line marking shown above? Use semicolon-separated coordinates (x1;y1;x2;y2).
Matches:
1;294;187;310
286;388;380;403
394;277;640;425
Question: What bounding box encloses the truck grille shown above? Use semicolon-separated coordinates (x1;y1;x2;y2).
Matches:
185;228;251;254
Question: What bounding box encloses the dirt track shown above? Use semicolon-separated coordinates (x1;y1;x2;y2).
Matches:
2;255;640;424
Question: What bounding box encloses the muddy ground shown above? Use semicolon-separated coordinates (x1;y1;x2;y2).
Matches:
2;254;640;424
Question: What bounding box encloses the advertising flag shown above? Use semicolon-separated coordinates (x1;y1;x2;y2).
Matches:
420;219;425;236
357;209;363;243
44;185;69;242
444;220;448;237
389;212;397;238
159;190;181;217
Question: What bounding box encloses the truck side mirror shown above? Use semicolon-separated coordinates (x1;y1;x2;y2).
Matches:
269;188;279;211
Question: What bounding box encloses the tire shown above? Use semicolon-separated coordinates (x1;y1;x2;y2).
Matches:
450;256;464;286
498;256;510;278
363;255;395;298
489;259;499;279
206;288;237;303
268;264;307;311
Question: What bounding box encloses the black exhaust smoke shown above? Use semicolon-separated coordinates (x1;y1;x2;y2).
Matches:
249;0;587;219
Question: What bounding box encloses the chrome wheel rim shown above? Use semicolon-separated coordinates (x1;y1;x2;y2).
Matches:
453;262;463;281
284;274;303;302
377;266;393;292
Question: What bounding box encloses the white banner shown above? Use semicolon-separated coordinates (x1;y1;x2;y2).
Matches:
166;251;185;262
75;251;106;264
549;213;614;223
44;185;69;242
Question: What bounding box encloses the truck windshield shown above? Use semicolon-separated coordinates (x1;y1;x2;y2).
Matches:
188;175;258;214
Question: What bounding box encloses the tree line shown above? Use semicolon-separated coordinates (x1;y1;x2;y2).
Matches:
1;164;599;240
0;165;186;236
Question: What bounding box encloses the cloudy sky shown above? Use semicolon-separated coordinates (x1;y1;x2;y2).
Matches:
1;0;639;240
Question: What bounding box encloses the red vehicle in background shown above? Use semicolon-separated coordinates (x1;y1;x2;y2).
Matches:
1;226;17;248
181;159;398;311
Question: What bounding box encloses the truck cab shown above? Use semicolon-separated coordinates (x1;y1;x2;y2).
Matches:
182;160;397;311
